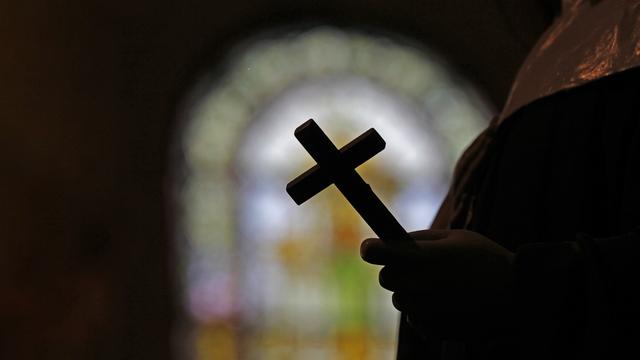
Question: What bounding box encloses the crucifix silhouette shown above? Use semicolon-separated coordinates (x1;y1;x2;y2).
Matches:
286;119;410;242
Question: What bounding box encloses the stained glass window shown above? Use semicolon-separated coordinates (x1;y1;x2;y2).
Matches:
175;26;490;359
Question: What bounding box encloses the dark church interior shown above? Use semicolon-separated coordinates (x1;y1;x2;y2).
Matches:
3;1;606;359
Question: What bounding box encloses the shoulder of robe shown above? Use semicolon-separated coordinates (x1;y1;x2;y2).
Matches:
500;0;640;122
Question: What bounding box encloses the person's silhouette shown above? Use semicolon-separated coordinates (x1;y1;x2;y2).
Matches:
361;1;640;359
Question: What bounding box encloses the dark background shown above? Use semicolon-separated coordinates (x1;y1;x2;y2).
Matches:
0;1;553;358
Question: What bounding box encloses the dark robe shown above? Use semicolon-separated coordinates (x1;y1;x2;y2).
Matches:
396;65;640;360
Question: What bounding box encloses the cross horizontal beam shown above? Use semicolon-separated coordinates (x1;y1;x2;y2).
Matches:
286;128;385;205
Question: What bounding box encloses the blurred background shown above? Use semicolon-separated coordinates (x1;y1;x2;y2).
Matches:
0;1;555;359
176;27;488;359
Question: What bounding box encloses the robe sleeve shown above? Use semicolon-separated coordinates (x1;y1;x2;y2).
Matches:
514;88;640;355
513;240;587;358
513;69;640;358
513;228;640;358
579;229;640;358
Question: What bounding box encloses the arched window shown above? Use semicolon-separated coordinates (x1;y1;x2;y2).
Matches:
174;26;490;359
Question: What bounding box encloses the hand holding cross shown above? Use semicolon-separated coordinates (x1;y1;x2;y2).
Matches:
286;119;517;360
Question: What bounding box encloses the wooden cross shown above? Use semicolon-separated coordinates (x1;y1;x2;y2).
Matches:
287;119;410;242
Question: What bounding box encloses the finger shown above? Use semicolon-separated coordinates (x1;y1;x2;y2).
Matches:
379;266;402;291
360;238;389;265
379;265;437;292
391;291;445;316
391;291;434;312
361;238;424;265
392;292;408;311
392;292;434;312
